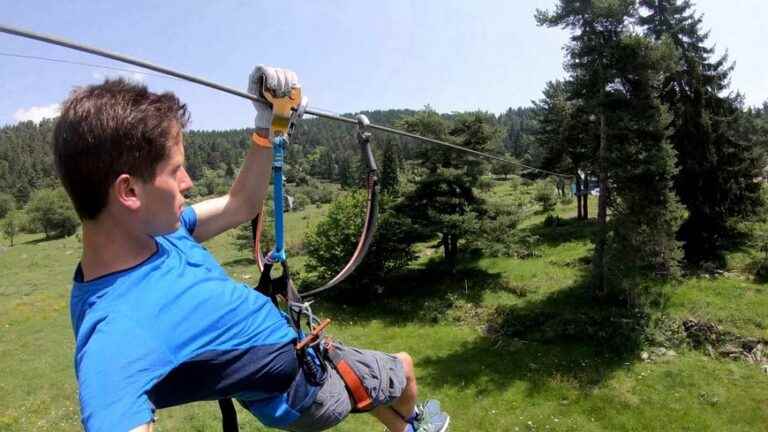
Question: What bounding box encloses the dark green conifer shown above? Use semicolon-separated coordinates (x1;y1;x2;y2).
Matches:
639;0;766;265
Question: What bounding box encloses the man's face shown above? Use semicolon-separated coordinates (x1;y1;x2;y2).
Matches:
139;124;193;235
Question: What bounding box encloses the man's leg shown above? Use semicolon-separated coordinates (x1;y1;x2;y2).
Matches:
370;352;417;432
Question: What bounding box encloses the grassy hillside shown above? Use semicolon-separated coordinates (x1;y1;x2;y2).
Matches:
1;189;767;431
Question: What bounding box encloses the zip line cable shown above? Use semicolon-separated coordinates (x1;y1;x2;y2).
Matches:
0;51;184;81
0;23;571;178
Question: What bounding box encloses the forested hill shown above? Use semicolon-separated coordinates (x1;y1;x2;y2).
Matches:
0;107;538;204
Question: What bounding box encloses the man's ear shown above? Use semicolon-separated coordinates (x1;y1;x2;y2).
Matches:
114;174;142;211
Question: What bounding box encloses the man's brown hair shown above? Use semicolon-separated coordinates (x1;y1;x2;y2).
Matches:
54;79;189;220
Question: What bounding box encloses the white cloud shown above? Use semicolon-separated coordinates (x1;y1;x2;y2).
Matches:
13;103;61;123
91;70;146;83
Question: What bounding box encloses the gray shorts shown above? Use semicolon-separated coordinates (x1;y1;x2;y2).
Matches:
283;342;407;432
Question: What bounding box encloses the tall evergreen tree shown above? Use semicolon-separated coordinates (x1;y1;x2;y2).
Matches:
538;0;685;304
639;0;766;264
397;109;493;269
379;139;401;195
598;35;685;304
532;79;593;219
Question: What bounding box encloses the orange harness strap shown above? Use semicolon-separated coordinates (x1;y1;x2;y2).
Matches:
322;339;374;412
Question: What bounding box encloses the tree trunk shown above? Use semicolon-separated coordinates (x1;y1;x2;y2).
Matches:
443;233;458;272
594;113;609;299
582;177;589;220
575;175;583;219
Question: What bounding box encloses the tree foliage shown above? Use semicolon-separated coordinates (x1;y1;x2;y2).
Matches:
25;186;79;239
533;180;558;213
2;211;20;247
396;109;495;268
304;192;416;301
0;120;58;205
379;139;401;194
640;0;766;265
538;0;685;305
0;192;15;219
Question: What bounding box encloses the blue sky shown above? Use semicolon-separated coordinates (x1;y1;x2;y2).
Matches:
1;0;766;130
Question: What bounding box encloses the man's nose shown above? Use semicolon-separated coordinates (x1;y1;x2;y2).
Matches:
179;167;193;192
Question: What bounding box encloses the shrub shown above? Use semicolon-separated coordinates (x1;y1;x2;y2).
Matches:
233;219;274;255
292;183;335;205
477;176;494;193
544;214;562;227
473;202;542;258
532;180;557;213
0;192;15;219
289;192;309;212
304;192;416;302
25;187;79;239
2;211;20;246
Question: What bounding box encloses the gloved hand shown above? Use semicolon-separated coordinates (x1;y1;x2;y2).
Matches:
248;65;300;130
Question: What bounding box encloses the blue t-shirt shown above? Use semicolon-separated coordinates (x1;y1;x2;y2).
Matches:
70;207;318;431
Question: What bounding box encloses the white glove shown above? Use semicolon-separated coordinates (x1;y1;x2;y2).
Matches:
248;65;299;130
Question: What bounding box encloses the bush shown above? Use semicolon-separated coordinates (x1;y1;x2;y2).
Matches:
193;168;228;197
532;180;557;213
473;202;541;258
477;176;494;193
475;203;522;242
2;211;21;246
0;192;15;219
304;192;416;302
292;183;335;206
233;219;274;255
288;192;309;212
544;214;562;227
25;187;79;239
508;231;542;259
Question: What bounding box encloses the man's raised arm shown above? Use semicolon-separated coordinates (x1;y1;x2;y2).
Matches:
191;66;298;243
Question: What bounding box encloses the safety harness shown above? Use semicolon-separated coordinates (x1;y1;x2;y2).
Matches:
217;81;381;432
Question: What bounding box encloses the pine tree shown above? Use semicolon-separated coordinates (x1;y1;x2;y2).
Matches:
397;109;493;269
538;0;685;304
639;0;766;265
2;211;20;247
598;35;685;304
379;139;401;195
0;192;15;219
532;80;592;218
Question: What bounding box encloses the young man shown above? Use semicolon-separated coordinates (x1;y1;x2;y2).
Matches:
56;66;450;432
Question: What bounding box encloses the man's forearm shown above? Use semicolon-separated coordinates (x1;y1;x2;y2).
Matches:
189;128;273;243
228;128;273;220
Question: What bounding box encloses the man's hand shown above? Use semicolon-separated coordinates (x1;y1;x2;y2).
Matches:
190;66;300;243
248;65;299;130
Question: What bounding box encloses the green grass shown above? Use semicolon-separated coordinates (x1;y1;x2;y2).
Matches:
666;276;768;339
2;190;768;431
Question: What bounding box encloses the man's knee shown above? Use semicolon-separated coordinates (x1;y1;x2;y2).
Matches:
394;352;415;380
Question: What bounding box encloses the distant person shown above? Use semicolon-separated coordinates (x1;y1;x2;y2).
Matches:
55;67;450;432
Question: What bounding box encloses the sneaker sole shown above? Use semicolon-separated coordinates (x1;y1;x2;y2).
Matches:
439;415;450;432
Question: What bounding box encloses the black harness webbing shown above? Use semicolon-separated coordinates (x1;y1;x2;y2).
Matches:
217;399;239;432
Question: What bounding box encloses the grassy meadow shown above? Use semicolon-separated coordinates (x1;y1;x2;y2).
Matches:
1;184;768;431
